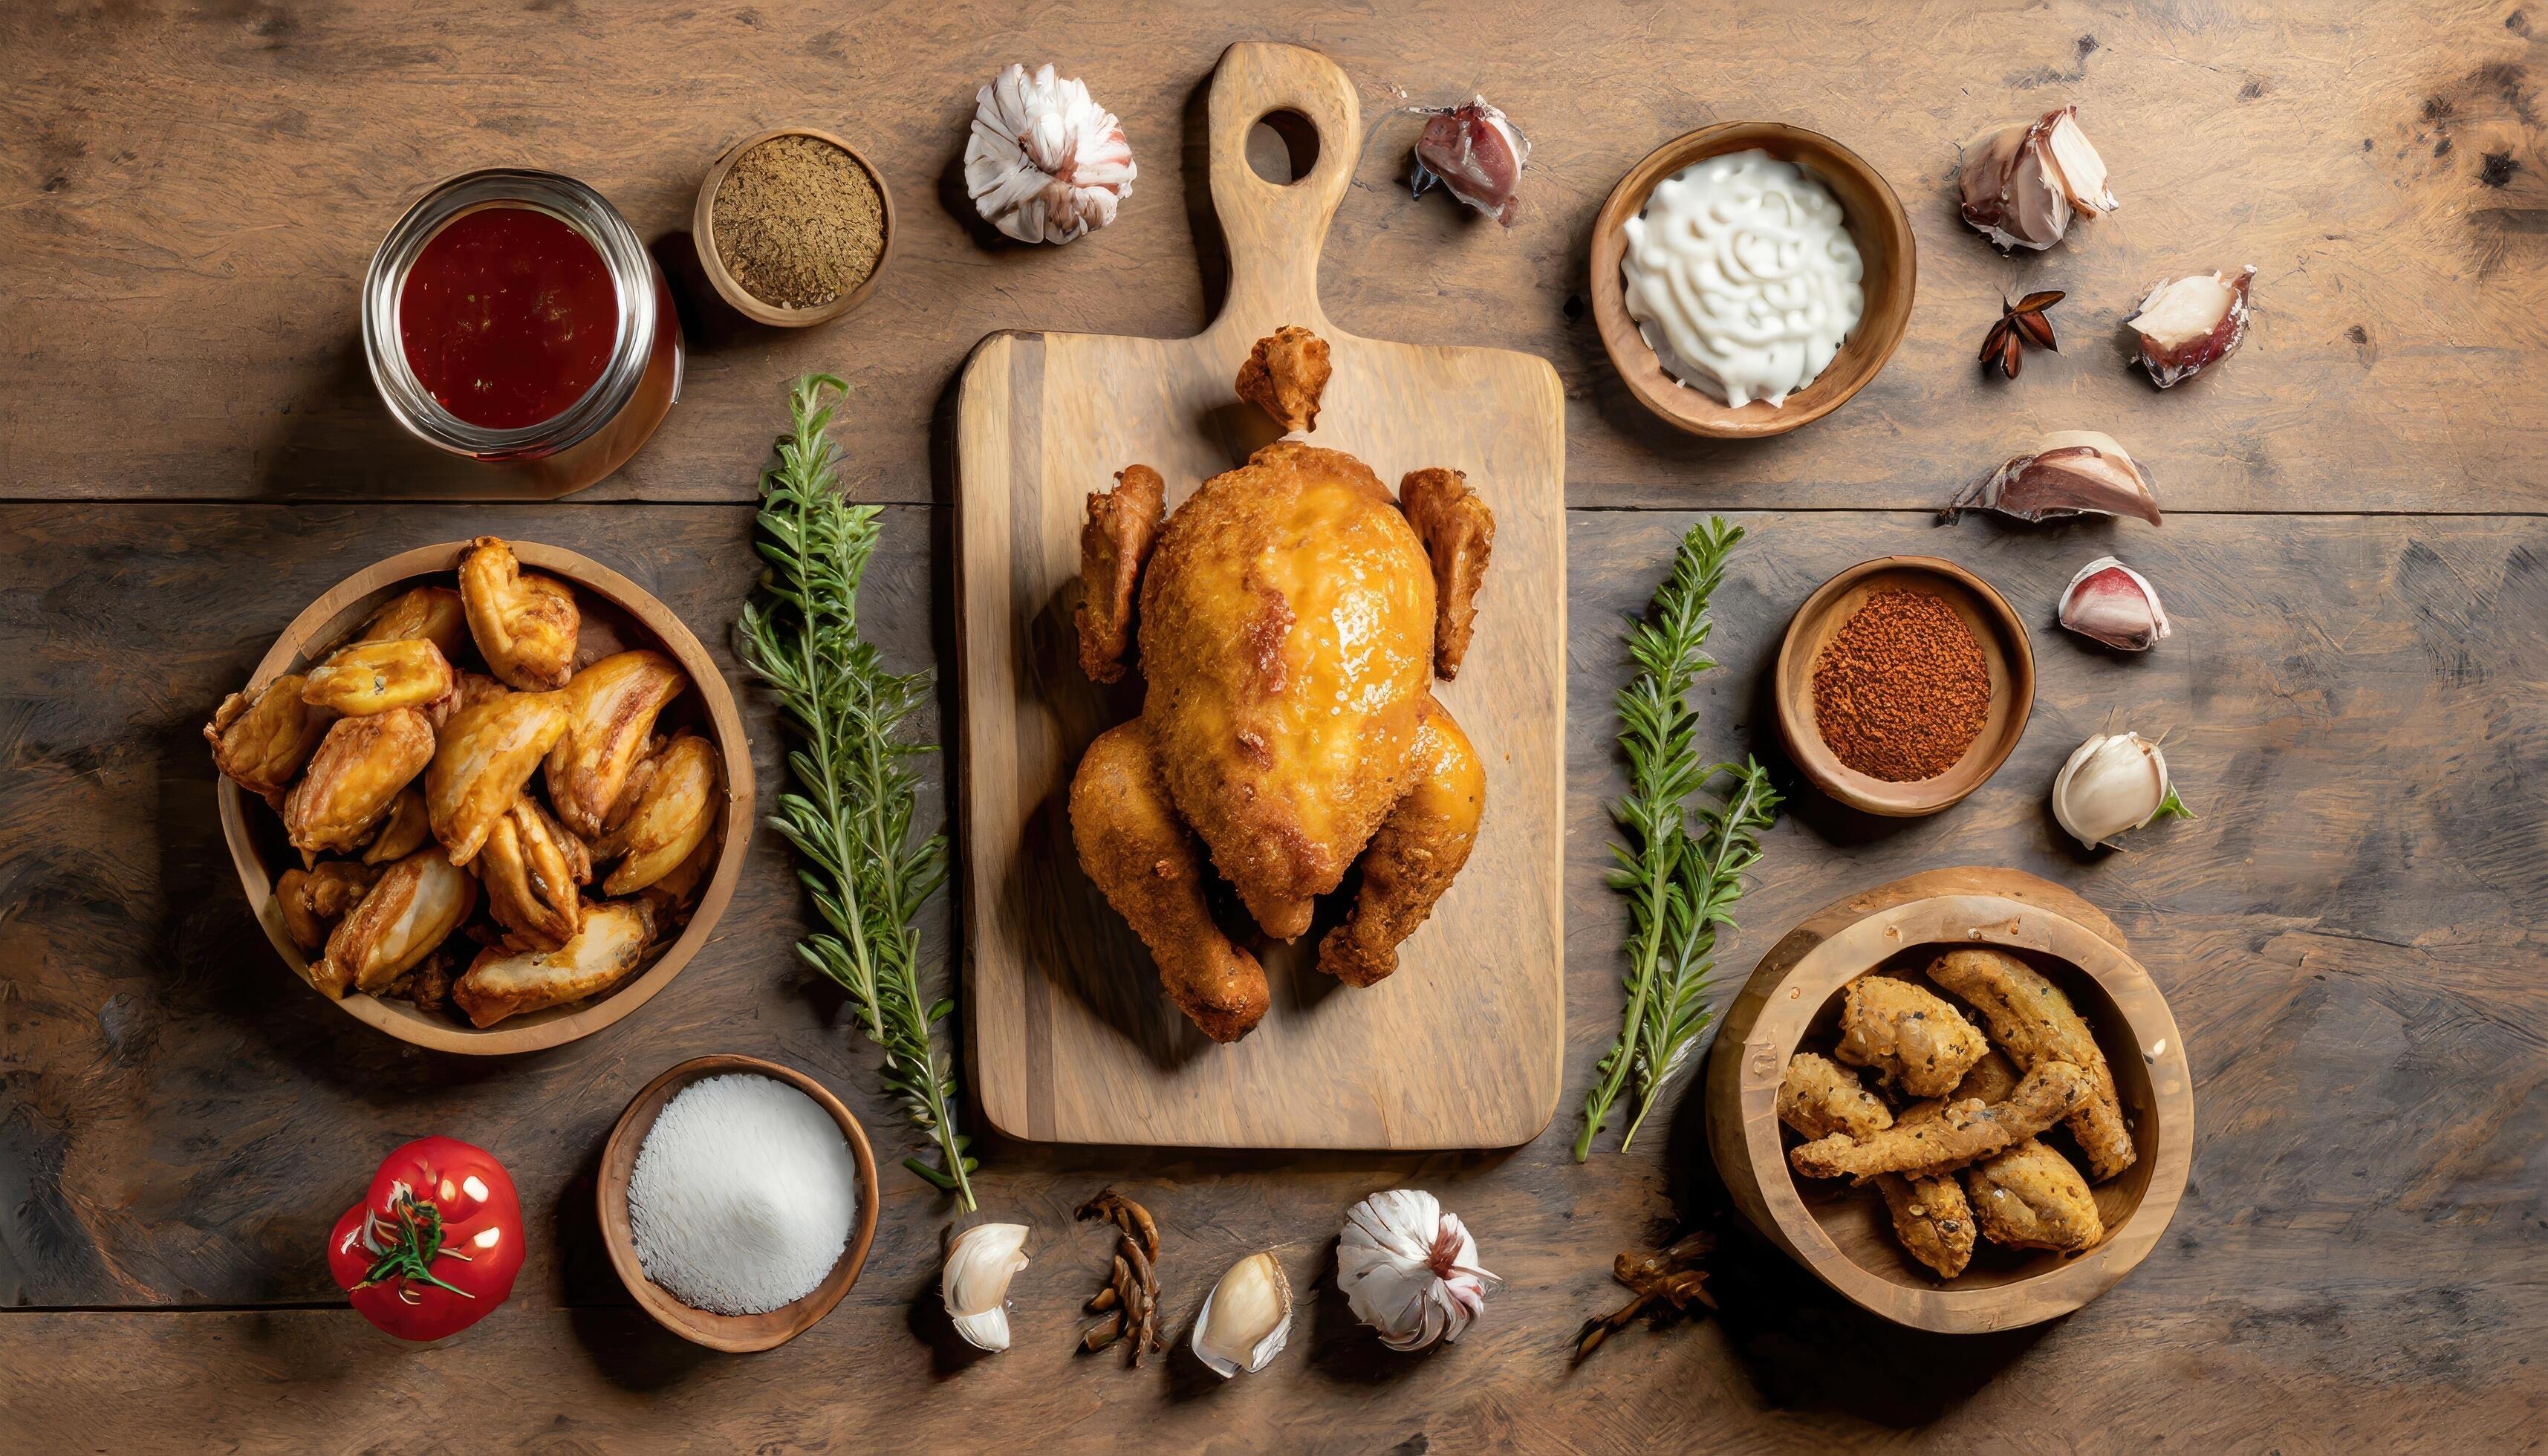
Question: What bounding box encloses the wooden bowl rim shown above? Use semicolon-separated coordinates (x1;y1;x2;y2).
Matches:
692;125;897;328
1588;120;1915;439
213;539;758;1056
1720;874;2194;1333
597;1053;883;1353
1773;554;2035;817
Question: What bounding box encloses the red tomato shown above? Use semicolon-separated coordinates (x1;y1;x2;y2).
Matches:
328;1136;524;1341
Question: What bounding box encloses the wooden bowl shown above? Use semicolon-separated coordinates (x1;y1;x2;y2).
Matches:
1704;867;2194;1333
1590;122;1915;438
214;540;756;1055
1774;556;2033;817
599;1054;881;1353
692;126;895;328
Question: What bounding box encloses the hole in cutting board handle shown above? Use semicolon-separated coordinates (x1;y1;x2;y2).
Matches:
1245;109;1322;185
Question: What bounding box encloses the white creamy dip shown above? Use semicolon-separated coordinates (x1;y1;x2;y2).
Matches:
1620;149;1865;409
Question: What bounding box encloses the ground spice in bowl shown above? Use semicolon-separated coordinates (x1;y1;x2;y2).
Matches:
709;133;886;310
1810;588;1992;781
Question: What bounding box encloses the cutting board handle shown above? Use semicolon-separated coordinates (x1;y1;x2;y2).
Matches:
1205;42;1359;340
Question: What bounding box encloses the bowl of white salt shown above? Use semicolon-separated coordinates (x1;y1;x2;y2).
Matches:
599;1053;880;1352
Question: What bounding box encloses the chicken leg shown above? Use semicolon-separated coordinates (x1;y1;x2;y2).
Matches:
1068;718;1270;1042
1316;698;1485;987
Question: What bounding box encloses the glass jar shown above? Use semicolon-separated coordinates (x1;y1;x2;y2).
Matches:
363;169;682;496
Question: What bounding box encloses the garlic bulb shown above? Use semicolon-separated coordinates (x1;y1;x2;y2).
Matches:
1960;105;2115;251
2058;557;2171;651
2052;732;2193;849
963;63;1137;245
1191;1252;1293;1378
1336;1190;1499;1351
942;1222;1031;1351
1949;431;2162;526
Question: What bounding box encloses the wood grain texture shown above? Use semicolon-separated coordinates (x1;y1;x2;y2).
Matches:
3;0;2541;510
955;44;1567;1149
4;501;2541;1448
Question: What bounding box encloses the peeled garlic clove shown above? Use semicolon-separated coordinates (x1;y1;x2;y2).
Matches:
942;1222;1031;1352
2052;731;2192;849
1959;105;2115;250
1191;1252;1293;1378
2128;267;2255;388
1336;1189;1500;1352
2058;556;2172;651
1949;431;2162;526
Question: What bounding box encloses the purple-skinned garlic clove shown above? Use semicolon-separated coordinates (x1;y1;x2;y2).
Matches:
2058;556;2172;650
2128;267;2254;388
1959;105;2116;251
1411;97;1530;226
1947;430;2162;525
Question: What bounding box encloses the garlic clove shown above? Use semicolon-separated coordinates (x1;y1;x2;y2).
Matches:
1191;1251;1293;1378
1336;1189;1500;1352
1959;106;2114;250
2128;267;2255;389
2041;108;2116;215
2051;731;2192;849
942;1222;1031;1352
1949;430;2162;526
1411;97;1532;227
2058;556;2172;651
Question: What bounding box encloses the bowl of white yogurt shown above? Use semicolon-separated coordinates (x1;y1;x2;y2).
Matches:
1591;123;1914;438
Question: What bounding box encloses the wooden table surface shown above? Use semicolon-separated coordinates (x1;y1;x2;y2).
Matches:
5;1;2543;1449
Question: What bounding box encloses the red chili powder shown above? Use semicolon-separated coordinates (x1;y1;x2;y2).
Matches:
1810;588;1992;782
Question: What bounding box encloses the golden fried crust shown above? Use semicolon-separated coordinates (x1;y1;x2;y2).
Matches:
1790;1060;2093;1182
598;732;721;896
316;848;478;998
1317;698;1485;987
283;709;436;857
545;649;689;839
362;787;433;865
1075;466;1167;684
1398;468;1495;679
1968;1139;2105;1253
302;638;456;717
276;861;383;952
207;675;333;801
1878;1172;1977;1278
426;689;571;866
453;899;651;1028
1068;719;1270;1042
357;585;471;663
1776;1051;1894;1141
1927;947;2136;1180
477;796;593;951
1138;442;1434;935
1834;975;1990;1097
1235;325;1332;432
458;536;579;692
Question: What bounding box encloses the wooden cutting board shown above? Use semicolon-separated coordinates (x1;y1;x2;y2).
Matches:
953;42;1564;1148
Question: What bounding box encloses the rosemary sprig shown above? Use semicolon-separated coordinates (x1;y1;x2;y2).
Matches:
1575;519;1781;1161
736;376;977;1210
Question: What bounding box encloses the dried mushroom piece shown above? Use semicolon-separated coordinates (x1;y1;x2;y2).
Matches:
315;847;478;999
284;709;436;857
1074;465;1166;685
476;796;593;951
544;649;689;838
451;898;652;1028
1398;467;1495;679
206;675;334;802
1235;325;1332;433
426;689;571;866
300;637;456;717
458;536;579;691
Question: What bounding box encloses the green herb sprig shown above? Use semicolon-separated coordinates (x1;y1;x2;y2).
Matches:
737;376;977;1210
1576;519;1781;1161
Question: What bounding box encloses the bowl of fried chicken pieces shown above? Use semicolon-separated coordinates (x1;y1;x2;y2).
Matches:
206;537;752;1054
1705;867;2193;1333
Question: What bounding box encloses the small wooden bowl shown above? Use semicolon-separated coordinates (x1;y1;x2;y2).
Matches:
1705;867;2194;1334
599;1054;882;1353
214;541;756;1055
1775;556;2033;817
1590;122;1915;438
692;126;895;328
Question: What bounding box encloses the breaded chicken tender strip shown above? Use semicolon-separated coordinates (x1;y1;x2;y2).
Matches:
1927;947;2136;1180
1777;1052;1894;1141
1871;1054;2016;1278
1968;1140;2105;1253
1834;975;1989;1097
1790;1060;2093;1183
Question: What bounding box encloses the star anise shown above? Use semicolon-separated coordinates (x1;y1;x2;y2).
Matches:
1979;290;2064;380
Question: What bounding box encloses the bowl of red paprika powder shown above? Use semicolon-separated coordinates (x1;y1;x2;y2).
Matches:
1775;556;2034;817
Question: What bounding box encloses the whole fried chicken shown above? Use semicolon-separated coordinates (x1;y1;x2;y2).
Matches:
1065;330;1496;1042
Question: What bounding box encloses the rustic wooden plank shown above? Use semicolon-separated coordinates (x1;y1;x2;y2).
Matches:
3;501;2540;1450
2;0;2541;510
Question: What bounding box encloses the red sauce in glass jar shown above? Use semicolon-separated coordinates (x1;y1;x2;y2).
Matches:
397;207;618;429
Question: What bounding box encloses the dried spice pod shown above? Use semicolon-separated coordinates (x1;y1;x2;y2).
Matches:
2128;267;2254;388
1947;431;2162;526
1978;290;2063;380
1959;105;2116;251
1573;1230;1715;1362
1073;1189;1165;1363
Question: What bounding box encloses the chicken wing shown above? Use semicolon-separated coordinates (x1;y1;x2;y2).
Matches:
276;860;383;952
1968;1139;2105;1253
1927;947;2136;1180
596;732;720;896
544;649;688;837
300;638;456;717
452;898;652;1028
1789;1060;2093;1183
426;688;570;865
361;786;433;864
283;709;436;857
206;675;333;801
357;584;472;662
1068;718;1270;1043
1398;468;1495;680
1776;1051;1894;1141
476;796;594;950
1316;698;1485;986
1075;465;1166;685
458;536;579;691
1834;975;1990;1097
1235;325;1331;432
314;847;478;998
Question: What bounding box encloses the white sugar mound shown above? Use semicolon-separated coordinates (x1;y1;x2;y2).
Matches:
627;1073;859;1316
